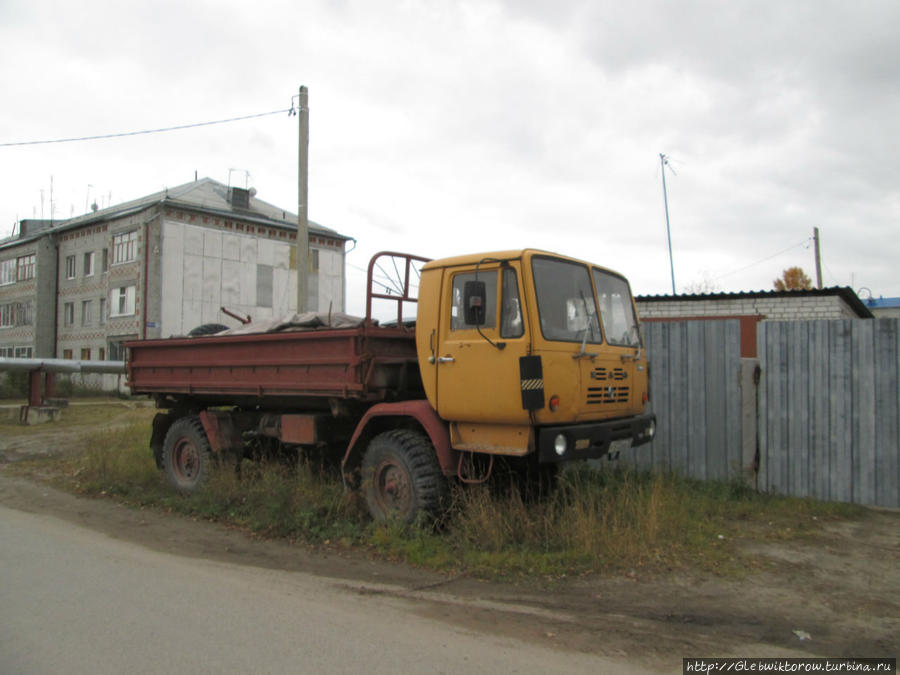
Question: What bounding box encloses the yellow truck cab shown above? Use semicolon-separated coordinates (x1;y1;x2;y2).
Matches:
416;249;655;464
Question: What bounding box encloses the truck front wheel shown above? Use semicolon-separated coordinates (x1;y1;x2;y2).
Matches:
362;430;448;524
162;416;213;494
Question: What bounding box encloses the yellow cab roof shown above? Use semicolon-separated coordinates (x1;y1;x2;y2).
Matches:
422;249;624;278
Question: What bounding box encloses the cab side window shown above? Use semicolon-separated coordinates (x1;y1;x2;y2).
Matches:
450;271;496;330
449;267;524;338
500;268;523;338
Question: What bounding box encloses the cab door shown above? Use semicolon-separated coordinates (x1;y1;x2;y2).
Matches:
434;263;531;425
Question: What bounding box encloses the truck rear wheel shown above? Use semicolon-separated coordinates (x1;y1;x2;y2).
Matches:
162;416;213;494
362;430;448;524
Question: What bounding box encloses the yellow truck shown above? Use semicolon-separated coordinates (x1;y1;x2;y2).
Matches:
127;249;655;522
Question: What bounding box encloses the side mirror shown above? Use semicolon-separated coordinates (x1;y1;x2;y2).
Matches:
463;280;487;326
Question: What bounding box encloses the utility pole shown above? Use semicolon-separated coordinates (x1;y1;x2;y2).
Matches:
813;226;823;289
296;85;310;313
660;153;676;294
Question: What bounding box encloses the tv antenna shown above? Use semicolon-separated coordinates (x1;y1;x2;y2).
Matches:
660;153;676;294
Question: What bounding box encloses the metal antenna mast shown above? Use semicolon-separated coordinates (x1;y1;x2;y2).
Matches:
660;153;676;294
813;226;823;289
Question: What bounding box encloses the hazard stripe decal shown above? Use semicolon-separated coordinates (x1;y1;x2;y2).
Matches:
519;356;545;410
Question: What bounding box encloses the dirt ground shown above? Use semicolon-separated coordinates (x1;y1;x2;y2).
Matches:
1;408;897;668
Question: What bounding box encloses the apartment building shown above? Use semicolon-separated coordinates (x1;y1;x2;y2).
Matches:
0;177;351;365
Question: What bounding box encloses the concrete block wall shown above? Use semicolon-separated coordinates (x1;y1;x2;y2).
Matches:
636;294;858;321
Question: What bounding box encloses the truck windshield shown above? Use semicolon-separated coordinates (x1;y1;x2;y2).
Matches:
532;256;640;347
592;267;640;347
532;257;602;344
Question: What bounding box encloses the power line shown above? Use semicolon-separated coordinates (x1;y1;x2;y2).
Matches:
0;108;292;147
713;238;812;282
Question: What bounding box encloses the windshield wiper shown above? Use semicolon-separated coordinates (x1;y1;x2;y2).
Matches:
572;292;598;360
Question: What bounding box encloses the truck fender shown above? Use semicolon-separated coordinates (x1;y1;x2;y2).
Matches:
341;401;457;479
198;410;243;454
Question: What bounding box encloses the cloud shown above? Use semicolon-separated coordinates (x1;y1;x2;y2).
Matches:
2;0;899;298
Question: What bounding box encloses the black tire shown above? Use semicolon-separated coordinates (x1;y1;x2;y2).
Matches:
188;323;229;337
162;416;213;493
361;430;448;524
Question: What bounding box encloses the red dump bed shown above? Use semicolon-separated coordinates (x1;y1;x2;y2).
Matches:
126;324;420;404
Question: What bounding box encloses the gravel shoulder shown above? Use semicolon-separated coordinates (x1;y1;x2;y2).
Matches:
1;402;897;665
1;471;896;665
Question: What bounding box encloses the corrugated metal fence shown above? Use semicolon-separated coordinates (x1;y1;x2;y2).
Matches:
618;320;747;481
615;319;899;508
758;319;899;508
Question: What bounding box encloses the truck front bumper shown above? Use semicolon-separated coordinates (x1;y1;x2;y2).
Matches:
536;411;656;464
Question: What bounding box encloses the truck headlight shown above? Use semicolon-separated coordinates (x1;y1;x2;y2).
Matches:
554;433;567;456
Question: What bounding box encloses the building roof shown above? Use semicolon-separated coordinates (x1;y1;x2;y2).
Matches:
636;287;873;319
864;296;900;309
1;177;350;251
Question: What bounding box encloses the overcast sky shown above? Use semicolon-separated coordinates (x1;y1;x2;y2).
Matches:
2;0;898;314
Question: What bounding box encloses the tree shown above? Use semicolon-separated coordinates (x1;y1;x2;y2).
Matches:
681;272;721;294
774;266;812;291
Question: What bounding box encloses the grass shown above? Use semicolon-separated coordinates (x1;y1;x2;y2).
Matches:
3;403;865;580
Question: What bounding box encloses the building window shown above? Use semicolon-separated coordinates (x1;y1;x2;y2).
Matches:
64;302;75;326
1;258;17;285
63;349;73;359
14;346;33;358
112;231;138;264
83;251;95;277
0;303;14;327
81;348;91;360
110;286;136;317
101;248;109;272
16;254;35;281
82;300;93;326
20;301;33;326
0;346;12;357
99;298;107;325
310;249;319;272
98;347;106;360
256;264;273;308
1;302;32;327
66;255;77;279
108;339;132;361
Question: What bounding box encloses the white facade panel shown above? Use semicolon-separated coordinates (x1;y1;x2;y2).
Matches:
202;256;222;309
182;299;201;333
161;222;186;337
182;253;203;301
156;221;344;335
221;260;241;307
203;230;222;259
183;226;203;255
318;249;344;312
257;239;275;266
240;237;257;265
201;301;221;325
273;268;292;315
273;244;290;270
222;234;241;261
239;264;256;307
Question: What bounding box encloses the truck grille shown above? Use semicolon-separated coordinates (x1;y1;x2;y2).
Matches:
587;385;630;405
586;366;629;405
590;366;627;381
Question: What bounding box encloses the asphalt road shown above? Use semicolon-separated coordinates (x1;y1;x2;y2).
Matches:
0;504;654;674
